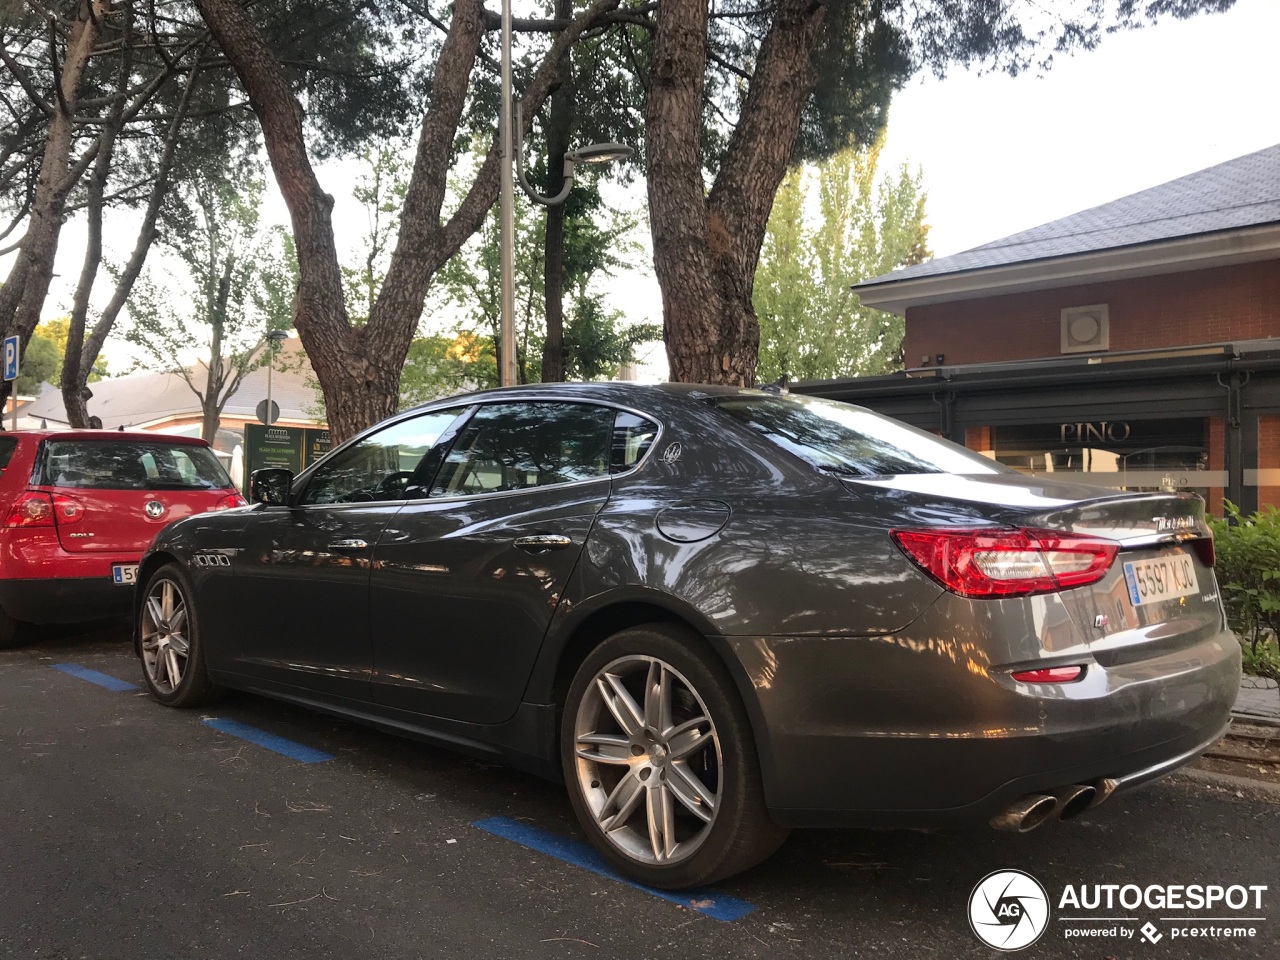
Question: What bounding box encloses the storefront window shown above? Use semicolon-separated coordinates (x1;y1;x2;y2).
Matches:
978;418;1227;513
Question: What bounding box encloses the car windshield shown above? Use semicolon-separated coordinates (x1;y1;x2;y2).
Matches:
41;439;233;491
714;394;1010;477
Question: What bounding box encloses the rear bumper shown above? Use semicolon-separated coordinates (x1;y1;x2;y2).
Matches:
722;627;1241;829
0;576;133;624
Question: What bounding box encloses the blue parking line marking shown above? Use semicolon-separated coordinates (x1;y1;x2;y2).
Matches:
51;663;138;692
203;718;335;764
472;816;756;922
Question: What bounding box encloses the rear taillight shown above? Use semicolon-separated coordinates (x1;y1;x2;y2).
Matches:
51;494;85;525
891;527;1119;598
213;493;247;511
3;492;55;528
1193;536;1215;568
3;492;85;528
1011;665;1085;684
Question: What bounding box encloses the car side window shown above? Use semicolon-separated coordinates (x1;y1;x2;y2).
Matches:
0;437;16;472
430;402;615;497
299;408;465;505
610;411;659;473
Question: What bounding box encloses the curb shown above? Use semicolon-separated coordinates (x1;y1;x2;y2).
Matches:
1174;766;1280;800
1232;711;1280;730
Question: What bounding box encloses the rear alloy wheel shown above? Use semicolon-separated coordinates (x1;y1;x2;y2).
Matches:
563;625;788;889
138;564;222;707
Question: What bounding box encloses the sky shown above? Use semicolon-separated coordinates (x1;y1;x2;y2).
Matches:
877;0;1280;258
16;0;1280;378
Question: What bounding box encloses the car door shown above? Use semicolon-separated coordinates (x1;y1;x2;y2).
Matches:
227;408;468;702
368;400;622;724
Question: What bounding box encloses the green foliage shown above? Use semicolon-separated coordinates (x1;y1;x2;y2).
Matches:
1207;502;1280;681
12;317;111;395
754;135;930;383
794;1;913;163
564;297;662;383
29;317;108;383
343;141;411;325
399;332;498;408
122;171;295;431
14;332;58;395
429;140;652;392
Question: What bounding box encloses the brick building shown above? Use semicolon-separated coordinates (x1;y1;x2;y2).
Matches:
797;144;1280;514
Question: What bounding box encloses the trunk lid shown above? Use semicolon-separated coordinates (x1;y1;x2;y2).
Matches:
848;473;1223;662
33;435;237;554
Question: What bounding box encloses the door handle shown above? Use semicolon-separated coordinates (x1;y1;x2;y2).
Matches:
328;539;369;550
514;534;573;552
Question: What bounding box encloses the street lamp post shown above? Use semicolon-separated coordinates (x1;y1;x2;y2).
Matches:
499;0;517;388
498;0;634;387
264;329;289;426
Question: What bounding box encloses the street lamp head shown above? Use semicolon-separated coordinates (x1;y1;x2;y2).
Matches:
566;142;634;165
266;330;290;343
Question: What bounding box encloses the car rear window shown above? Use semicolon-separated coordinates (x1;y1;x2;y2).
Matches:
0;436;16;472
39;439;233;491
714;394;1009;477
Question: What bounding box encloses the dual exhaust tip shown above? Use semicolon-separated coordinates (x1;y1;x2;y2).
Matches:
990;778;1119;833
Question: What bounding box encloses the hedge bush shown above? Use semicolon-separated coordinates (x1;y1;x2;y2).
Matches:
1207;503;1280;680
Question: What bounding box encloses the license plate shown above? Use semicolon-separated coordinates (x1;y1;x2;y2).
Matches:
111;564;138;586
1123;552;1199;607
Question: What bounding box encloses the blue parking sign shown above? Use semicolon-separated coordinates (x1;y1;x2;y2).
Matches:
3;335;17;381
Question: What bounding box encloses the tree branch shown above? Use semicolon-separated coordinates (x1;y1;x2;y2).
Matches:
0;42;54;115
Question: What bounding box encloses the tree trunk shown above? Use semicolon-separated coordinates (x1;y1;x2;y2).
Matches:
647;0;823;386
198;0;620;442
62;46;198;429
0;0;108;415
540;0;574;384
201;255;234;442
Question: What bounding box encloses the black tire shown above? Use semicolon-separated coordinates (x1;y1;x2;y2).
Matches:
137;563;224;708
0;606;22;650
561;623;789;889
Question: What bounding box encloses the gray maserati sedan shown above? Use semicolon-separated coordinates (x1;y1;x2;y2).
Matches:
133;383;1239;889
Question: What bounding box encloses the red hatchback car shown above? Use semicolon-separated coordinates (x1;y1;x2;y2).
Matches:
0;430;244;646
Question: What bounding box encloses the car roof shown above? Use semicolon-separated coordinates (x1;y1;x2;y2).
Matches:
1;430;212;447
407;381;778;411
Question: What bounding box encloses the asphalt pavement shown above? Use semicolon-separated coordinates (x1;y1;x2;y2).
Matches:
1;625;1277;960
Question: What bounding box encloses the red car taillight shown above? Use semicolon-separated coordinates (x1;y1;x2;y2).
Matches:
1011;666;1085;684
3;492;86;528
891;527;1119;598
4;492;56;528
213;493;247;511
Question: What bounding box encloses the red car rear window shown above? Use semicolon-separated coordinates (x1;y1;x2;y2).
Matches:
38;439;232;491
0;437;16;472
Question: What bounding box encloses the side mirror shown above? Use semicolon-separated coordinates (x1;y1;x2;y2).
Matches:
250;468;293;506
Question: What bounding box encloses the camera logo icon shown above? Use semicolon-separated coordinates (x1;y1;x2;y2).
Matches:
969;869;1051;951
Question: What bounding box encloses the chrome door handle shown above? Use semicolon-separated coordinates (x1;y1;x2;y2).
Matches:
514;534;573;552
328;539;369;550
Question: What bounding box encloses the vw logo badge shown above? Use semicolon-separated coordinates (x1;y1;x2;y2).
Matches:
145;500;165;520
